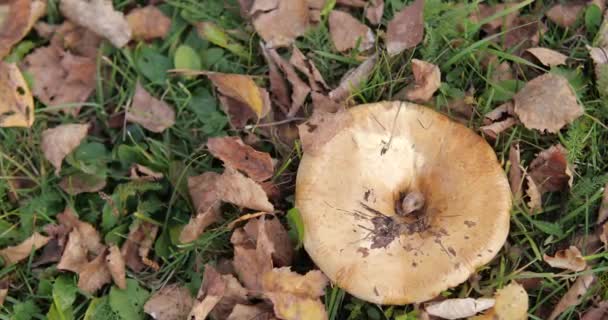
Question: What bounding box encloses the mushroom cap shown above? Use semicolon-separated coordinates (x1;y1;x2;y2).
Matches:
295;101;511;304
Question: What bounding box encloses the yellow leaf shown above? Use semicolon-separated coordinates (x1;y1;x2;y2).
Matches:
0;61;34;127
206;72;270;118
469;282;528;320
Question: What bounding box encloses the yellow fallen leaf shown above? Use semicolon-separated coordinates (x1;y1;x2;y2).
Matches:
0;0;47;59
470;282;528;320
0;61;34;127
205;72;270;118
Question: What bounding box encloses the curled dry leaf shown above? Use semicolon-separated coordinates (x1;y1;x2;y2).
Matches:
424;298;495;319
587;45;607;77
528;144;572;194
218;167;274;212
243;217;294;267
329;53;378;101
227;304;276;320
59;173;106;195
525;47;567;67
188;265;248;320
144;284;194;320
252;0;309;48
471;282;528;320
206;72;271;118
261;45;290;112
509;142;523;199
232;218;274;292
365;0;384;25
386;0;424;56
546;3;584;28
23;46;97;115
0;232;49;265
121;221;159;272
207;136;274;182
188;172;221;215
60;0;131;47
179;207;221;244
543;246;587;272
525;175;542;213
78;250;112;294
328;10;375;52
298;109;354;156
127;83;176;133
57;207;104;255
106;245;126;289
0;62;34;127
0;0;46;58
126;5;171;41
262;267;329;320
266;47;310;116
289;46;328;92
480;117;517;140
582;301;608;320
548;273;595;320
513;73;583;133
34;224;70;267
41;123;90;175
57;230;88;273
405;59;441;103
130;164;163;181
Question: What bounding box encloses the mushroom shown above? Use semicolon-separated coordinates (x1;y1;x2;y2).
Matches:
295;101;511;304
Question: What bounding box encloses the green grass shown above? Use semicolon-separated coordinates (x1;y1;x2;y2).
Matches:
1;0;608;319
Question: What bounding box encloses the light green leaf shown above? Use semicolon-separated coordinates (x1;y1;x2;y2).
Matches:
109;279;150;320
287;208;305;249
174;45;202;71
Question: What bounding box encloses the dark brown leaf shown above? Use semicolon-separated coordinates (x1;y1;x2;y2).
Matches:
386;0;424;56
329;53;377;101
59;173;106;195
266;48;310;116
207;136;274;182
121;221;159;272
582;301;608;320
528;144;572;194
509;142;523;200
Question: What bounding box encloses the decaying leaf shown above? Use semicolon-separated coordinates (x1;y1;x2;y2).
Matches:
509;142;523;199
502;17;544;53
252;0;309;48
469;3;518;33
34;224;70;267
126;5;171;40
207;136;274;182
188;265;248;320
311;91;342;113
298;109;354;156
598;183;608;225
328;10;375;52
45;21;102;58
227;304;276;320
386;0;424;56
59;173;106;195
266;47;311;116
243;217;294;267
60;0;132;47
188;172;222;215
262;267;329;320
365;0;384;25
525;175;542;213
0;232;49;265
217;167;275;212
329;53;378;101
232;219;274;292
206;72;271;118
543;246;587;272
582;301;608;320
513;73;583;133
57;230;88;273
57;207;104;255
587;45;608;77
0;0;46;59
0;62;34;127
121;221;159;272
405;59;441;103
480;117;517;140
41;123;90;175
525;47;567;67
261;45;290;112
77;250;112;294
600;223;608;249
546;3;584;28
425;298;495;319
144;284;194;320
549;273;595;320
471;282;528;320
23;46;97;115
528;144;573;194
0;280;7;307
130;164;163;181
127;83;176;133
179;207;221;244
290;46;328;92
106;245;126;289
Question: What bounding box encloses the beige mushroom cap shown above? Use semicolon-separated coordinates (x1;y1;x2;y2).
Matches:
296;101;511;304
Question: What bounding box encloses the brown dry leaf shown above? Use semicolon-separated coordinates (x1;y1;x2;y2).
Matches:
587;46;607;77
311;92;342;113
548;273;595;320
121;221;159;272
525;175;543;213
483;101;513;123
528;144;573;194
220;93;258;129
59;173;106;195
241;217;294;267
543;246;587;272
126;6;171;41
289;46;328;92
207;136;274;181
471;282;528;320
337;0;366;7
0;61;34;127
598;183;608;225
469;3;519;34
179;208;221;244
0;280;7;307
509;143;523;200
262;267;329;320
425;298;495;319
582;301;608;320
127;83;175;133
546;3;584;28
60;0;131;47
130;164;163;181
207;72;271;118
227;304;277;320
386;0;424;56
525;47;567;67
78;251;112;294
34;224;70;267
405;59;441;103
144;284;194;320
23;46;97;115
57;230;88;273
217;167;274;212
365;0;384;25
329;53;378;101
328;10;375;52
46;21;102;58
252;0;309;48
502;17;544;52
266;48;310;116
261;45;290;113
188;172;222;215
188;265;248;320
0;232;49;265
298;109;354;156
600;223;608;249
57;207;104;255
0;0;46;59
513;73;583;133
479;117;517;140
232;222;273;292
106;245;126;289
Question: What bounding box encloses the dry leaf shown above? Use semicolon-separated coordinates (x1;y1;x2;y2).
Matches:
311;92;342;113
207;136;274;182
406;59;441;102
252;0;309;48
528;144;572;194
130;164;163;181
0;0;46;58
227;304;276;320
127;83;175;132
365;0;384;25
0;232;49;265
188;265;248;320
587;45;607;77
509;143;523;199
502;17;544;52
232;221;274;292
60;0;131;47
337;0;366;7
600;223;608;249
33;224;70;267
78;251;112;294
144;284;194;320
0;62;34;127
121;221;159;272
289;46;328;92
298;109;354;156
328;10;375;52
266;48;310;116
471;282;528;320
525;175;542;213
480;117;517;140
469;3;518;33
544;246;587;272
57;230;88;273
425;298;495;319
546;3;584;28
526;47;567;67
261;45;290;112
179;208;221;244
218;167;274;212
549;273;595;320
106;245;126;289
46;21;102;58
582;301;608;320
262;268;329;320
207;72;271;118
126;6;171;40
188;172;222;215
386;0;424;56
0;280;7;307
23;46;97;115
513;73;583;133
598;183;608;225
57;207;104;255
59;173;106;195
329;53;377;101
241;217;293;267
